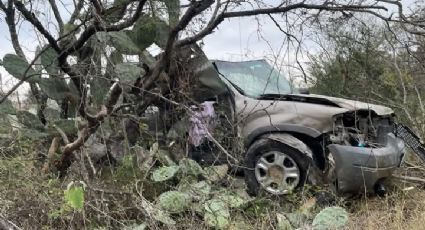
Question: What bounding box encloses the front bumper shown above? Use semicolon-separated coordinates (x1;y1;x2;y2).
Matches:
329;133;405;194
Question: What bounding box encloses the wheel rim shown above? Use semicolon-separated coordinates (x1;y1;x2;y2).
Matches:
254;151;301;195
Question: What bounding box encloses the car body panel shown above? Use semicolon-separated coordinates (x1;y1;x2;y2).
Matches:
293;94;394;116
234;93;347;141
229;85;396;143
329;133;405;193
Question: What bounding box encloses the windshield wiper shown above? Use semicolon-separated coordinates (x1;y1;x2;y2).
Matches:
227;80;245;95
213;64;247;95
257;94;289;99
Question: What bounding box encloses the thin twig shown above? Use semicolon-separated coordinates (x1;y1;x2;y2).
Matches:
393;175;425;184
48;0;64;35
0;214;22;230
84;149;97;175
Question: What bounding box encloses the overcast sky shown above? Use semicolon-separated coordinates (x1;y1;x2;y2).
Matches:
0;0;419;96
0;14;310;95
0;9;299;96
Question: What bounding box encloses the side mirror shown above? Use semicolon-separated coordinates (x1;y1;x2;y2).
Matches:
298;88;310;94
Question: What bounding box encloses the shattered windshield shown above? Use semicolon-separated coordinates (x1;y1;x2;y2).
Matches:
214;60;296;98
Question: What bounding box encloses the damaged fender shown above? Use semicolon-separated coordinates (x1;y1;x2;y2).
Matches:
262;133;326;185
264;133;313;159
328;133;405;193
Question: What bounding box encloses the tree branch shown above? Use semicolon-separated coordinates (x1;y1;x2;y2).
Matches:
13;0;61;52
54;124;70;144
225;4;386;18
61;0;147;58
54;81;122;174
1;0;48;123
11;0;86;122
4;0;25;58
12;0;145;122
48;0;64;35
0;0;6;11
141;0;214;91
68;0;84;24
268;14;308;83
42;136;60;173
176;2;389;47
56;0;146;104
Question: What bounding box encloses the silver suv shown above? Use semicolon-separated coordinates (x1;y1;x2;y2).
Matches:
188;52;406;196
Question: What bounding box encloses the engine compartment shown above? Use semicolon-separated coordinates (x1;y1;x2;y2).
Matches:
329;111;394;148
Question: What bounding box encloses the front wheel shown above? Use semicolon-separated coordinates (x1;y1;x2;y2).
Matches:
244;138;311;196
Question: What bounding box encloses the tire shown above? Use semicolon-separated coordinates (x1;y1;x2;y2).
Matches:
244;138;311;196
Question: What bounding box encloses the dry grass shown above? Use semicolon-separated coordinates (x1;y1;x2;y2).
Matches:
347;188;425;230
347;165;425;230
2;138;425;229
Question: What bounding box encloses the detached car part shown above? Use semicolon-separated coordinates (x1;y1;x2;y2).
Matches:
394;123;425;162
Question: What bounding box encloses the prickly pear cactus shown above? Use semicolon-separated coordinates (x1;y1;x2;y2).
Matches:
312;206;348;230
158;191;191;213
38;77;71;101
151;165;180;182
16;111;44;130
64;185;85;211
0;0;180;141
141;197;176;225
215;193;245;208
203;164;228;182
3;54;40;83
178;180;211;201
2;51;76;108
0;98;16;115
40;47;60;75
114;63;145;84
204;199;230;229
179;158;204;176
0;114;12;134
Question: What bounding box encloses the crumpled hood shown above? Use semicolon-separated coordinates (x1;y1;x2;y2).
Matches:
290;94;394;116
236;92;395;141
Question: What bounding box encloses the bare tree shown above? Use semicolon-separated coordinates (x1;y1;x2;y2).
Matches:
0;0;424;172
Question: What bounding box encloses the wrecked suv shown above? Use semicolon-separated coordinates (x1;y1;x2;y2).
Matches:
186;53;407;196
213;60;405;195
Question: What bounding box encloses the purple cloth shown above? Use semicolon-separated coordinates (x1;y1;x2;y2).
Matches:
189;101;216;146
